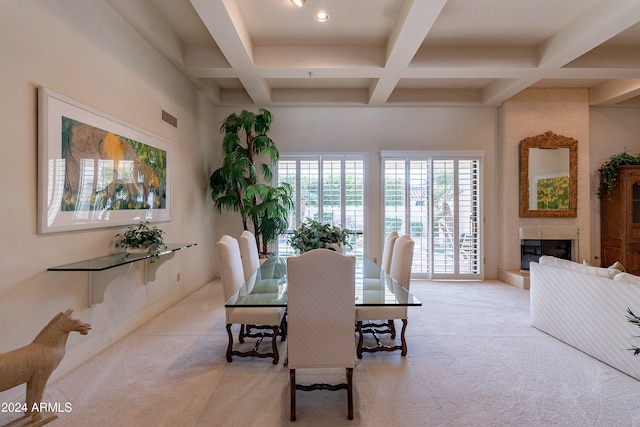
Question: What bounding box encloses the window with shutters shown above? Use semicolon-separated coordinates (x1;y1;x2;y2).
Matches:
382;151;483;280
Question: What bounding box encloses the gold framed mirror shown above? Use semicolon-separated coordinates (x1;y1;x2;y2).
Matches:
519;131;577;218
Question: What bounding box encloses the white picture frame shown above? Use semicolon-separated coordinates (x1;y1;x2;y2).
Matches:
38;86;172;234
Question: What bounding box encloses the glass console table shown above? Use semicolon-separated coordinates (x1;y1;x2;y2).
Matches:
49;243;196;307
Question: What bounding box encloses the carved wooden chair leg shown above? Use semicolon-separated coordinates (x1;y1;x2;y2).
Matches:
290;369;297;421
388;319;396;338
280;315;288;341
347;367;354;420
271;325;280;365
239;324;246;343
400;319;408;356
356;321;364;359
225;324;234;362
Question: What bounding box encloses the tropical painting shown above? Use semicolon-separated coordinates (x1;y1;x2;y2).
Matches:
60;117;167;213
536;176;569;210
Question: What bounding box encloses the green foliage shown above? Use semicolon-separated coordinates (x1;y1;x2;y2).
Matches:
626;308;640;356
289;219;354;253
115;221;166;261
209;109;292;255
597;151;640;199
247;182;294;254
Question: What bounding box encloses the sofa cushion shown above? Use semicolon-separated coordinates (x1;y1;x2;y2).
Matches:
613;272;640;286
609;261;626;272
538;255;620;279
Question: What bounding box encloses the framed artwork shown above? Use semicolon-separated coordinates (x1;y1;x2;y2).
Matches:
38;86;172;234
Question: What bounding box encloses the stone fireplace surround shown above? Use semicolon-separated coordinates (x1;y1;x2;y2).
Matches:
499;225;579;289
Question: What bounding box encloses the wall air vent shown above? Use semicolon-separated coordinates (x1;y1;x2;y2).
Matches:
162;110;177;128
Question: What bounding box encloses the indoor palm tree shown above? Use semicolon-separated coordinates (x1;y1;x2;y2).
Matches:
247;183;293;255
209;109;292;255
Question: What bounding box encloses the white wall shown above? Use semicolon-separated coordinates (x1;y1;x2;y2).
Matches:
0;0;218;404
212;106;500;279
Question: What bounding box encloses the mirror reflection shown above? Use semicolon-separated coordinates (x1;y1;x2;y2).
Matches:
527;147;570;210
519;131;577;218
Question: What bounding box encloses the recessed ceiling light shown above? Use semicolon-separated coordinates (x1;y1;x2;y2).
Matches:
291;0;305;7
314;11;330;22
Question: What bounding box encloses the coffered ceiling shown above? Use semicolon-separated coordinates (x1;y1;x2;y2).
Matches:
107;0;640;107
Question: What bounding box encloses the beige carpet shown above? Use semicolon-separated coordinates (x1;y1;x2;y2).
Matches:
2;280;640;426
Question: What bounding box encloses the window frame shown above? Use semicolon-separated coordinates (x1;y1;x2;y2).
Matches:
276;152;369;257
381;150;484;280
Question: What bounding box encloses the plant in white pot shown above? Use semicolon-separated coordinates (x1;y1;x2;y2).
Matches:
115;221;166;262
288;219;354;254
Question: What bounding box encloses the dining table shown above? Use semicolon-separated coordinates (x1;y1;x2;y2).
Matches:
224;253;421;309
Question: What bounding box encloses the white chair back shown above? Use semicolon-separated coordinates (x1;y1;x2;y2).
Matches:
381;231;399;274
216;235;245;304
389;235;414;290
239;230;260;282
287;249;356;368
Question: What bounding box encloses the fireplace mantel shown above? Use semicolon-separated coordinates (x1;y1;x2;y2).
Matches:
518;225;579;241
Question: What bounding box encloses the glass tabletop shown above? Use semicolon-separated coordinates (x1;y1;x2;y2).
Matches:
48;243;197;271
225;254;421;308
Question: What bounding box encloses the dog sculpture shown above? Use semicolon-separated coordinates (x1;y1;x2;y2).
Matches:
0;309;90;425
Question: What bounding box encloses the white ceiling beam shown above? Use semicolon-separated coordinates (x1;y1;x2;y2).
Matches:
253;46;384;68
538;0;640;69
411;47;538;68
271;89;369;105
369;0;449;105
387;89;482;106
480;0;640;106
590;79;640;105
188;63;640;80
480;79;533;106
190;0;270;105
385;0;449;67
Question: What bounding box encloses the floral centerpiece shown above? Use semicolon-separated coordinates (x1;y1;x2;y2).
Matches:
288;219;354;254
115;221;167;262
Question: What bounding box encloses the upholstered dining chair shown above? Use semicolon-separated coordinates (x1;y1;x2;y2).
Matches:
239;230;281;294
287;249;356;421
356;234;415;358
363;231;398;287
239;230;260;284
217;235;286;364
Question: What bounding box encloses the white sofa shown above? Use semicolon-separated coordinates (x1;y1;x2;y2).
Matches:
530;255;640;381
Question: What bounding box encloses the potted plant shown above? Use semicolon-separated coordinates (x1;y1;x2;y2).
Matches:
209;109;293;256
597;151;640;199
115;221;167;261
288;219;354;254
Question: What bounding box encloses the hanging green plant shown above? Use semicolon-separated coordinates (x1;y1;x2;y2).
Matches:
597;151;640;199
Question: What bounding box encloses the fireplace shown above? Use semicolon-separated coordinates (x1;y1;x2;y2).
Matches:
520;239;571;270
518;226;578;271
